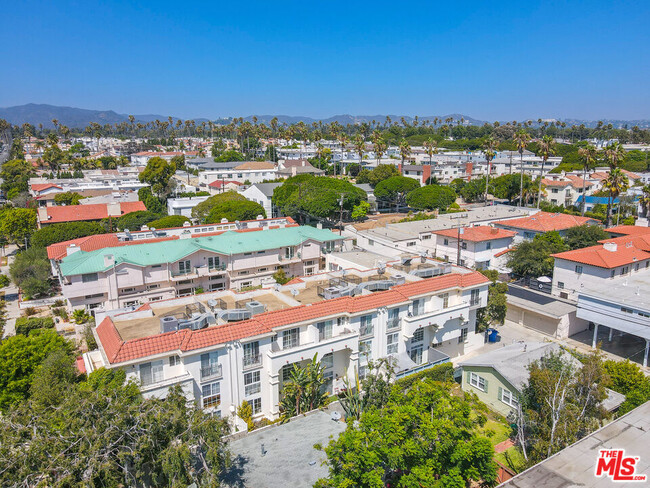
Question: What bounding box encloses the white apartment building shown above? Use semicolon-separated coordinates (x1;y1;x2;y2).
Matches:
83;264;490;420
551;231;650;301
198;161;277;186
239;182;283;218
541;173;594;207
54;225;344;312
167;195;211;217
431;226;516;271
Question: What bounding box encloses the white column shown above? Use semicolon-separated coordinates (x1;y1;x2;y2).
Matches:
592;323;599;349
644;340;649;368
608;328;613;342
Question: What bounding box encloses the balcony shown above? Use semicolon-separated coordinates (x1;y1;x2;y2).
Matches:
402;301;469;338
170;268;197;280
200;364;223;381
395;349;450;379
386;317;401;331
140;372;193;396
359;324;374;338
242;354;263;370
267;330;358;370
197;264;227;277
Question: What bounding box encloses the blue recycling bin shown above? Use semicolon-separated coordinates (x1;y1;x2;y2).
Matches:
487;328;499;343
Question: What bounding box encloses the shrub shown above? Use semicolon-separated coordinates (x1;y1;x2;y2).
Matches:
23;307;38;317
146;215;190;229
394;362;454;390
31;222;106;248
83;323;98;351
0;275;10;288
72;309;90;325
406;185;457;210
15;316;55;336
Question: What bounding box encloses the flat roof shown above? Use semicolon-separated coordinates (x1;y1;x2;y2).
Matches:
499;402;650;488
222;406;347;488
507;285;577;319
580;273;650;312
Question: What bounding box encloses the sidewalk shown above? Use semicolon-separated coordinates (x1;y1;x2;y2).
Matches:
1;244;22;337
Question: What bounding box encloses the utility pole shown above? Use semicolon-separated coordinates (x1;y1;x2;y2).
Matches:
456;227;464;266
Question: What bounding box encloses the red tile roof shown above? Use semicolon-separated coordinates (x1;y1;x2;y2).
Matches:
75;356;87;374
433;226;516;242
47;234;121;260
552;243;650;268
605;225;650;237
599;234;650;253
496;212;599;233
494;249;512;257
31;183;62;192
97;271;490;364
541;175;593;188
41;201;146;224
208;180;243;188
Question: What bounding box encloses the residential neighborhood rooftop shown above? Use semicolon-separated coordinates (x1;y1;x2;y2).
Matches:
432;226;517;242
38;201;146;224
495;212;599;233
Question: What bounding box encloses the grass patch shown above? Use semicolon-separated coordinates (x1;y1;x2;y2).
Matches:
496;446;527;473
478;419;512;446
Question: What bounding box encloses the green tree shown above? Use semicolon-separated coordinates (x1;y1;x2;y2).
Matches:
0;159;34;196
0;329;72;412
516;350;608;464
577;144;599;215
191;191;248;222
205;199;266;224
272;268;291;285
213;149;245;162
9;138;25;160
490;173;533;203
0;369;231;486
113;210;163;231
483;135;497;205
146;215;190;229
513;129;532;206
279;354;327;419
398;139;411;173
0;207;37;246
355;164;400;187
536;135;556;208
53;191;84;205
9;247;51;298
30;221;106;248
602;360;650;415
406;184;457;210
272;175;366;222
138;186;166;214
316;378;497;488
14;316;55;336
507;231;568;278
476;270;508;332
138;157;176;196
603;168;629;227
351;201;371;221
374;176;420;211
460;177;488;203
564;225;609;250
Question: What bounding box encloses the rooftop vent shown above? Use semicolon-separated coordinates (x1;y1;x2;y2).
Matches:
603;242;618;252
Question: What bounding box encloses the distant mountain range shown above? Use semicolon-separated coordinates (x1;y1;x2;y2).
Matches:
1;103;648;129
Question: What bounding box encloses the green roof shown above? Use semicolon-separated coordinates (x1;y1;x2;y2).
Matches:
59;226;341;277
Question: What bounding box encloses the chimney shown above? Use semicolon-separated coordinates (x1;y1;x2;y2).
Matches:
603;242;617;252
66;244;81;256
104;254;115;267
256;214;264;220
141;225;149;231
37;207;48;223
221;218;228;223
183;221;191;227
491;227;498;234
317;223;323;230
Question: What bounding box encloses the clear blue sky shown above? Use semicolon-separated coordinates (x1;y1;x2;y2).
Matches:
2;0;649;120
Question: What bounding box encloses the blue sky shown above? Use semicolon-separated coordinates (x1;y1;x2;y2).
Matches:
1;0;649;120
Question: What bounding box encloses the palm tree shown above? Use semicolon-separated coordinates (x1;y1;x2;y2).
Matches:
398;139;411;175
482;135;497;206
423;137;438;165
353;134;365;170
604;141;626;169
577;144;599;215
536;135;556;208
603;168;629;227
639;184;650;219
373;136;387;166
513;129;531;206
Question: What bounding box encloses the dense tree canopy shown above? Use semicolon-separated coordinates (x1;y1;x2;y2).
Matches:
30;221;106;249
138;157;176;196
53;191;84;205
272;174;366;222
9;246;52;299
146;215;190;229
355;164;401;187
460;177;487;203
507;231;568;278
0;329;73;412
406;184;457;210
137;186;166;214
0;159;34;196
205;199;266;224
374;176;420;210
564;225;610;250
191;191;250;222
213;149;246;162
113;210;164;231
0;207;37;246
316;378;497;488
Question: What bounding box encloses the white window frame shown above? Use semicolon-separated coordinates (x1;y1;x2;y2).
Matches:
469;372;487;392
387;332;399;355
244;371;261;396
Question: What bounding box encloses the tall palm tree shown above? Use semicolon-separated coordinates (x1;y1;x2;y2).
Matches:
353;134;365;169
373;136;387;166
603;168;629;227
536;135;556;208
513;130;531;207
577;144;599;215
398;139;411;175
639;184;650;219
604;141;626;169
423;137;438;165
482;135;497;206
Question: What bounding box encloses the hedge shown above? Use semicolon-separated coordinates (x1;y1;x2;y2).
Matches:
15;316;55;336
395;362;454;390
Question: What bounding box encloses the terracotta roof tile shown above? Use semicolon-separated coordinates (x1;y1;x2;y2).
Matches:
433;226;516;242
495;212;599;232
234;161;275;170
552;244;650;268
605;225;650;237
31;183;62;192
41;202;146;224
208;180;242;188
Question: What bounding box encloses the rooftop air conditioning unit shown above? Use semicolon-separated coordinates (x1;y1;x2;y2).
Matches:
160;316;179;333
